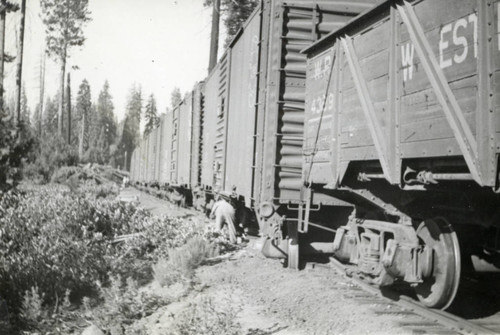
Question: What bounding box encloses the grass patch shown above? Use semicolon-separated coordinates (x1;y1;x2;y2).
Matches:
172;295;241;335
153;237;219;287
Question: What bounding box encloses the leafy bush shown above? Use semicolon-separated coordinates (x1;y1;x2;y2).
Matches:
33;136;79;182
20;286;45;326
0;116;35;191
80;180;119;199
0;189;110;313
88;275;170;331
0;186;140;313
153;237;219;287
0;181;235;332
50;165;83;184
0;183;214;324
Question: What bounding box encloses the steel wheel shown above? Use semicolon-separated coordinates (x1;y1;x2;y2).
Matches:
414;218;461;309
287;221;299;270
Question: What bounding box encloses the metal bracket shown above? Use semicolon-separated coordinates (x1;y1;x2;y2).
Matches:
339;185;411;224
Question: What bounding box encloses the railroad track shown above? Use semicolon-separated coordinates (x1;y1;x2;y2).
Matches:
316;258;500;335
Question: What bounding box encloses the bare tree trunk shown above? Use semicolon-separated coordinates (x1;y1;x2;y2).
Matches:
0;2;6;112
39;50;45;136
79;112;85;158
66;72;71;143
208;0;220;73
58;58;66;137
14;0;25;124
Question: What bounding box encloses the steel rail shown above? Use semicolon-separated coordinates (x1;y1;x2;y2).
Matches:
328;257;497;335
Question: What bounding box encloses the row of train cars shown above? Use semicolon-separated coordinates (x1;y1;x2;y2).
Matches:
130;0;500;309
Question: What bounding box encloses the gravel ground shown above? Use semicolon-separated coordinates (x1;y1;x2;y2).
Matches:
121;187;413;335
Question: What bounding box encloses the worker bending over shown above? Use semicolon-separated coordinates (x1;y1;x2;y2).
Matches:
210;197;237;243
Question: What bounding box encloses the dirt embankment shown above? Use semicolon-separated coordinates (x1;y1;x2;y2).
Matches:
121;188;410;335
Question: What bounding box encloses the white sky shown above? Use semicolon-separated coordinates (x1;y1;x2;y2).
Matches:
4;0;225;121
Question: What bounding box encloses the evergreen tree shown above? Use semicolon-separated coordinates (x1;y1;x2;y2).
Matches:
115;84;142;170
143;93;159;137
40;0;91;138
204;0;258;47
20;84;29;125
82;102;100;163
94;80;116;163
170;87;182;109
32;103;42;136
75;79;92;154
43;95;59;136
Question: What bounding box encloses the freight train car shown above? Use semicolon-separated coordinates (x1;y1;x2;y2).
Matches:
268;0;500;309
201;0;379;229
165;83;204;203
128;0;499;310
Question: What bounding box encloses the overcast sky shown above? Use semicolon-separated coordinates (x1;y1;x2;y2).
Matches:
4;0;224;122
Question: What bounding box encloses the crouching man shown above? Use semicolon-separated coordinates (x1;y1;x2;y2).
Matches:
210;196;237;243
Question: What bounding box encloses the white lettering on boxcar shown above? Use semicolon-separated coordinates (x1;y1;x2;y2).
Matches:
313;55;332;81
439;14;478;69
310;92;334;115
401;43;414;81
453;18;468;63
439;23;453;68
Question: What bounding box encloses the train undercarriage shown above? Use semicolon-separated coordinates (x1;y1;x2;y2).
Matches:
259;167;500;310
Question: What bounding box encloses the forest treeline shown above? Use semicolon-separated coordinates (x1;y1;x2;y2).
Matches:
0;0;257;191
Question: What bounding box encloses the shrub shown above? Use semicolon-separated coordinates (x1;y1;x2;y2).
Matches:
50;165;83;184
0;185;141;314
35;136;79;182
153;237;219;287
172;296;241;335
0;189;110;314
0;116;35;191
87;275;171;332
0;184;208;320
20;286;46;326
0;182;234;332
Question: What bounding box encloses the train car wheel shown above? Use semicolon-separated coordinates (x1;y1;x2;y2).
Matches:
414;218;461;309
287;220;299;270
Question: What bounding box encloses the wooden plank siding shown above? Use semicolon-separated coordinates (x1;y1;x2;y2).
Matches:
304;0;500;188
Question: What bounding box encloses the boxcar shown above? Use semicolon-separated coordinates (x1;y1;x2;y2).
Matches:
203;0;378;207
243;0;379;255
284;0;500;309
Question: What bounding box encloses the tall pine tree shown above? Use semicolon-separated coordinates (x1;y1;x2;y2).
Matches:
75;79;91;156
143;93;159;137
170;87;182;109
116;84;142;170
43;95;58;136
84;80;115;164
203;0;258;47
20;83;29;125
40;0;91;139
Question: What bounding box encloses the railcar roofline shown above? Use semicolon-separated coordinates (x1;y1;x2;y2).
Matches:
302;0;418;55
